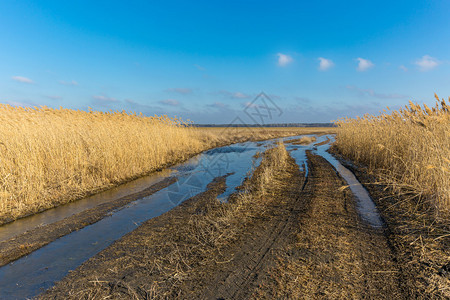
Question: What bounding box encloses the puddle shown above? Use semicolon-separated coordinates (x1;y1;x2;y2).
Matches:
205;145;257;155
285;134;330;177
0;169;174;242
313;136;383;228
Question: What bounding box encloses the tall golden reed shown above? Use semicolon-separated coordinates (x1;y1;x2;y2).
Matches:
0;105;209;222
335;95;450;214
0;105;325;223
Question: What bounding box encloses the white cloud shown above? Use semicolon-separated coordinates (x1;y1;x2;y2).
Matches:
233;92;249;99
414;55;440;71
399;65;408;72
294;96;311;103
2;100;30;107
124;99;162;112
277;53;293;67
12;76;33;84
207;102;228;109
318;57;334;71
356;58;374;71
59;80;78;86
92;95;118;102
159;99;180;106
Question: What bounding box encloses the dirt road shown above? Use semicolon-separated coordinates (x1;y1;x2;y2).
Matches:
193;153;403;299
40;147;410;299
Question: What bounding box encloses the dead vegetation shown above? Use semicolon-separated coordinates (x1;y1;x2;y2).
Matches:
39;139;437;299
146;142;291;297
333;95;450;298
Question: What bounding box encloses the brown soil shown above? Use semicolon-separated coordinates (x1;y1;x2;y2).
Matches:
0;177;176;267
40;149;408;299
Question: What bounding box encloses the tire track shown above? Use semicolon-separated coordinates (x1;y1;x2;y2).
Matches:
198;155;309;299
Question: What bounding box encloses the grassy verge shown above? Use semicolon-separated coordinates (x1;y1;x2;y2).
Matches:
0;103;333;224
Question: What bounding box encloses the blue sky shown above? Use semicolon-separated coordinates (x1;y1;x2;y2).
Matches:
1;1;449;123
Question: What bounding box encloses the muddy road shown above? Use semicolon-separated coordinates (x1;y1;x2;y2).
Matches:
1;134;444;299
40;139;405;299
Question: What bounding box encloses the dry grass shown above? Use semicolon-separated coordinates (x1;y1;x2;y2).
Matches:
335;94;450;216
0;104;331;223
194;126;333;145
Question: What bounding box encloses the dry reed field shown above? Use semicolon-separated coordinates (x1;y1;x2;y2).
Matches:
335;94;450;215
0;104;331;224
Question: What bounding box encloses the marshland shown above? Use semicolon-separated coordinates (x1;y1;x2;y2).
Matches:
1;1;449;299
0;96;449;299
